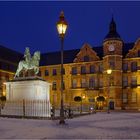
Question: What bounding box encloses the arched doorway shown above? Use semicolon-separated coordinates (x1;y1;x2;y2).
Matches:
96;96;105;110
109;101;114;110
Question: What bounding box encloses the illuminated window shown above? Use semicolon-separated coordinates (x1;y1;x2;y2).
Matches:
99;79;103;88
131;62;137;72
123;76;128;87
89;78;95;88
72;67;77;75
131;92;137;103
123;93;128;103
94;78;98;88
52;82;57;90
81;66;86;74
72;79;77;88
81;79;86;88
131;76;137;86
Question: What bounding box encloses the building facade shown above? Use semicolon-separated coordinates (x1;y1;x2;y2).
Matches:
0;45;22;97
0;18;140;110
40;18;140;110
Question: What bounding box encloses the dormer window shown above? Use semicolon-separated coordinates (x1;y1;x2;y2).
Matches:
84;55;89;62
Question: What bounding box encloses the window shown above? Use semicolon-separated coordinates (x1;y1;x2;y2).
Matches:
131;92;137;103
52;69;57;75
84;55;89;62
72;79;77;88
99;64;103;73
123;76;128;87
90;65;95;73
45;70;49;76
89;78;95;88
123;93;128;103
81;66;86;74
131;62;137;72
123;63;128;72
109;61;115;70
94;78;98;88
52;82;57;90
131;76;137;86
72;67;77;75
81;79;86;88
99;79;103;88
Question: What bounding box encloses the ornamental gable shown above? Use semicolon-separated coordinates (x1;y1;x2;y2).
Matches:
126;38;140;58
73;43;100;63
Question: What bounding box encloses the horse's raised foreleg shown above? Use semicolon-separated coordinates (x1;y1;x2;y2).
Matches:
14;62;22;78
34;67;39;75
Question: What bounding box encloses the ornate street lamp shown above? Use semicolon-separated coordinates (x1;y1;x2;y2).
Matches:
107;69;112;113
56;11;68;124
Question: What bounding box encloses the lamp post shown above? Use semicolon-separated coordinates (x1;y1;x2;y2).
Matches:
56;11;68;124
107;69;112;113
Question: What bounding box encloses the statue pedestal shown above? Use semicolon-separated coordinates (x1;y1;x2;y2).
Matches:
6;76;50;101
2;77;51;117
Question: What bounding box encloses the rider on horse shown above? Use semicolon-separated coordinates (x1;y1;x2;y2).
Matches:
24;47;31;66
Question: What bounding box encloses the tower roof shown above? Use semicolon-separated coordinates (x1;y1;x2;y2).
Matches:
104;17;121;42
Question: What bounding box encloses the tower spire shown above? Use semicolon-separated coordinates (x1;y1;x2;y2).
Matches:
104;16;121;41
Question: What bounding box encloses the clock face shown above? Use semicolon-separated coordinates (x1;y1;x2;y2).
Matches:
108;45;115;52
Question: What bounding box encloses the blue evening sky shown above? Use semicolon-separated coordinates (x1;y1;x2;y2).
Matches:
0;1;139;53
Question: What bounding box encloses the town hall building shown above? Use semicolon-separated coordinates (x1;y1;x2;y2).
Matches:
0;17;140;110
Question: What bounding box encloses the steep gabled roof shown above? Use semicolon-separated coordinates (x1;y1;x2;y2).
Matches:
0;43;135;68
104;17;122;42
40;43;134;66
40;49;80;66
123;42;134;58
0;45;23;64
0;45;23;72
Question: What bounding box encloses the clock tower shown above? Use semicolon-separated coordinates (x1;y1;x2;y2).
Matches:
103;17;123;110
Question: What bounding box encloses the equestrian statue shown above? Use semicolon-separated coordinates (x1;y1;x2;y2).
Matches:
14;47;40;78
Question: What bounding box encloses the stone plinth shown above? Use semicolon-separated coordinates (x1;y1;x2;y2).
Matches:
6;76;51;101
2;77;51;117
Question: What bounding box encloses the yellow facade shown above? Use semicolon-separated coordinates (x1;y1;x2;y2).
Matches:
39;38;140;110
0;69;14;97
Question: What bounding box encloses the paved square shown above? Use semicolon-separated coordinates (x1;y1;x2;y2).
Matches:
0;112;140;139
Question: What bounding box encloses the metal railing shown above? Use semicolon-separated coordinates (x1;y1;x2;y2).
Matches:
0;100;51;118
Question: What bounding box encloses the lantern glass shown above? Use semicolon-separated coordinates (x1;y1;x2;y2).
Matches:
57;22;67;35
107;69;112;75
